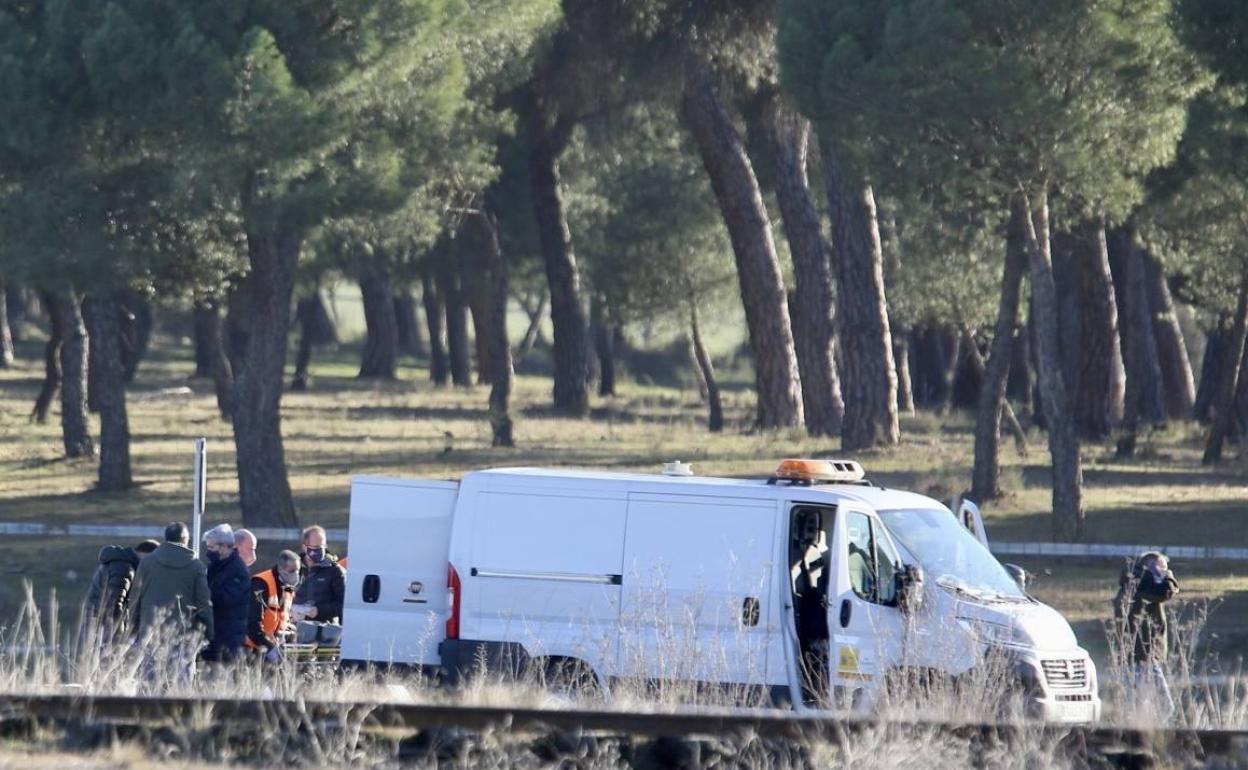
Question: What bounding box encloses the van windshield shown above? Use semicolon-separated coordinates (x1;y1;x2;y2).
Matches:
876;508;1025;602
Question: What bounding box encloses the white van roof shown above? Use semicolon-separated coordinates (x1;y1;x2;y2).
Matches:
462;467;948;513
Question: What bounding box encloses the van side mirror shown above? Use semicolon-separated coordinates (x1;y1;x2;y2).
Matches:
895;563;925;615
1004;563;1028;592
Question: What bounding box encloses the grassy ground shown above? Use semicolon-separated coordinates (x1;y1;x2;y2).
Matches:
0;331;1246;664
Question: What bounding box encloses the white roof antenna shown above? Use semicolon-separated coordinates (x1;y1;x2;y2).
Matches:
663;461;694;477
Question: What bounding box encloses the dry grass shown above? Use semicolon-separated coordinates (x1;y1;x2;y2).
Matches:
1;335;1247;660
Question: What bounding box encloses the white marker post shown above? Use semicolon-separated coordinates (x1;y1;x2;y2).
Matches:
192;437;207;558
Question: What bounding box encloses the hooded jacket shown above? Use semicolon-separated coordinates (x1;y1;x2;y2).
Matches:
85;545;140;621
128;542;213;642
204;549;251;660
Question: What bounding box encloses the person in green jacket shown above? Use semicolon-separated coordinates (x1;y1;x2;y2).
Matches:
128;522;213;689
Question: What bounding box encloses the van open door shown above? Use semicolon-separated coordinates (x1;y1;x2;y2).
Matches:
340;477;458;668
823;501;906;712
957;498;989;548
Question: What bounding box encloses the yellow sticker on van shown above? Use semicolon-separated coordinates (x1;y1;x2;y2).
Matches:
838;645;860;673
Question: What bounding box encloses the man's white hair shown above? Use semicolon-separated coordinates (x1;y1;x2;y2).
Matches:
204;523;235;546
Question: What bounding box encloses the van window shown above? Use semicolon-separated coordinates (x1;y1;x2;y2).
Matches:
874;520;901;605
846;512;875;600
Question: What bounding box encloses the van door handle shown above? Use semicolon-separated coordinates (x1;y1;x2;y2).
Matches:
840;599;852;628
362;574;381;604
741;597;760;627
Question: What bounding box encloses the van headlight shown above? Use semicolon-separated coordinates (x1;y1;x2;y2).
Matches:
958;617;1032;647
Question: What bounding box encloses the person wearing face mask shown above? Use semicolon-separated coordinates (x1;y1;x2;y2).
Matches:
246;550;301;662
202;523;251;663
293;525;345;624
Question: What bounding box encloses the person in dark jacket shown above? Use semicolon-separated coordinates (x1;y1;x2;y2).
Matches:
129;523;213;641
202;523;251;663
129;522;213;690
1114;551;1179;721
294;525;345;623
85;539;159;626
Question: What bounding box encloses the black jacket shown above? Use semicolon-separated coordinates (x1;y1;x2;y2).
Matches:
205;551;251;660
1115;563;1179;665
85;545;140;621
295;557;345;623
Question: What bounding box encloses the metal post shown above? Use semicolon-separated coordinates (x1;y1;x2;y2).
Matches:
192;437;207;558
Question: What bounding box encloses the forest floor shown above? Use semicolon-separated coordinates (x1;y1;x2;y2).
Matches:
0;334;1246;667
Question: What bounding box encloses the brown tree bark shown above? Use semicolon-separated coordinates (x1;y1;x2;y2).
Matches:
119;292;151;384
421;269;449;386
1143;253;1196;420
689;304;724;433
820;139;899;449
894;331;915;417
358;269;400;380
437;258;472;387
394;290;426;360
193;299;233;419
970;200;1029;503
1204;269;1248;464
465;278;491;386
527;106;591;415
1116;237;1165;458
764;96;843;435
224;282;250;383
231;229;300;528
681;61;804;430
46;289;94;458
83;293;133;491
515;291;547;365
32;290;63;424
466;214;515;447
1072;223;1126;440
1020;191;1084;541
1194;323;1225;423
0;279;14;368
590;292;616;398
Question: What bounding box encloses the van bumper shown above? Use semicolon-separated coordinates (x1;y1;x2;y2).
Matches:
437;638;530;686
1016;653;1101;724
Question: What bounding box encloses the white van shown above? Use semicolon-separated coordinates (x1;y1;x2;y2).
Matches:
340;460;1101;723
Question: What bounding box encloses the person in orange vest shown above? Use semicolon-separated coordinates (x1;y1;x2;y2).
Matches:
246;549;301;661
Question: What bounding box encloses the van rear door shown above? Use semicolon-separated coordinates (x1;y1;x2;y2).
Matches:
340;477;458;667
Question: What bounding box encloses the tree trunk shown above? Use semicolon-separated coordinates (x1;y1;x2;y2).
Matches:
1072;223;1126;440
1203;269;1248;464
1194;323;1225;423
192;300;216;379
0;279;14;368
689;304;724;433
1020;191;1084;541
290;295;318;392
421;269;449;386
225;282;250;383
970;201;1029;503
820;140;899;449
1143;253;1196;420
515;291;547;365
464;271;492;386
231;229;300;528
1109;228;1167;431
82;293;133;491
894;331;915;417
939;332;962;416
394;290;426;360
4;282;24;346
765;96;842;435
437;259;472;387
119;292;151;384
467;214;515;447
681;62;804;430
358;270;399;380
32;291;63;424
591;292;616;398
193;299;233;419
46;290;94;458
527;109;591;416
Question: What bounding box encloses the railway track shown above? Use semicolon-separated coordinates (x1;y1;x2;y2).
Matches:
0;692;1243;765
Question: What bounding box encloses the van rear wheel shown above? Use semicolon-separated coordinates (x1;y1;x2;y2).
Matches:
538;657;602;699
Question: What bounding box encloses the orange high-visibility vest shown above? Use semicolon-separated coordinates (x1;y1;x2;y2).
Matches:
245;568;290;650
